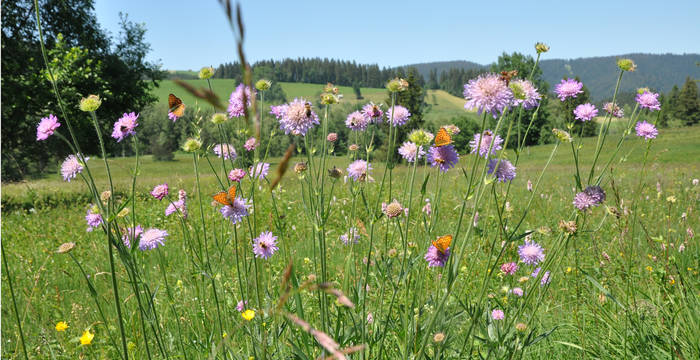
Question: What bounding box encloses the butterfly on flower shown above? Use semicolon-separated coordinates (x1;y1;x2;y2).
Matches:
499;70;518;85
432;234;452;254
434;127;452;147
168;94;186;117
212;185;237;206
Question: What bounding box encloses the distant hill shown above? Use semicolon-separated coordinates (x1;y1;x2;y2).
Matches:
404;53;700;100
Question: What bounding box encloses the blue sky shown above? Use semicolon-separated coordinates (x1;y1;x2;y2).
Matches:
94;0;700;70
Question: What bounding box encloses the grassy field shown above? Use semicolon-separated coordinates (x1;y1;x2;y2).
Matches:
2;120;699;358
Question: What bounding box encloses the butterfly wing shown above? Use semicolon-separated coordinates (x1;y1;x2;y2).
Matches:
212;191;232;206
226;185;237;204
432;235;453;253
435;127;452;147
168;94;185;117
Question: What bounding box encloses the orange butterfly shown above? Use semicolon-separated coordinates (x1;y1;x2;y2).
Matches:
168;94;185;117
434;127;452;147
212;185;237;206
432;234;452;254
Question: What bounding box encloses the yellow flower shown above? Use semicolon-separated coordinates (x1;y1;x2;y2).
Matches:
80;330;94;345
566;267;573;274
222;332;228;338
55;321;68;332
241;309;255;321
646;266;653;272
666;196;676;203
518;276;529;283
669;277;675;285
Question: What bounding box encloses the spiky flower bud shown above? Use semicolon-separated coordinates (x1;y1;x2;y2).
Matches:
387;78;409;92
383;199;404;218
535;42;550;54
509;82;526;100
552;128;572;143
348;144;359;151
255;79;272;91
294;162;308;174
57;242;76;254
617;58;636;72
182;138;202;152
198;66;215;79
408;129;434;147
558;219;577;235
327;166;343;179
211;112;227;124
79;95;101;112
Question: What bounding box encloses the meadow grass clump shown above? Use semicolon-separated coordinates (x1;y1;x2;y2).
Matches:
1;4;699;360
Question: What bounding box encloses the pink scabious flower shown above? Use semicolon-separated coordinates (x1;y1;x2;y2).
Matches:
488;158;517;182
470;130;503;157
573;185;606;211
249;162;270;180
244;137;258;151
150;183;169;200
168;111;179;122
385;105;411;126
228;168;246;182
511;287;524;297
340;227;360;245
422;199;432;216
236;300;248;312
139;228;168;251
554;78;583;101
361;102;383;123
85;206;103;232
635;121;658;139
603;102;624;118
220;197;251;224
518;240;545;265
36;114;60;141
271;98;320;136
574;103;598;122
382;199;404;218
346;110;370;131
213;144;237;160
111;112;139;142
121;225;143;248
165;190;187;218
398;141;425;163
463;73;514;118
500;262;519;275
540;271;551;286
510;79;541;110
347;159;372;182
252;231;279;259
61;154;87;181
635;91;660;111
491;309;504;320
424;244;450;267
427;145;459;173
327;132;338;142
228;83;255;118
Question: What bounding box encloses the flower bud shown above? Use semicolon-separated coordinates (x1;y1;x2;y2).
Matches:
617;58;636;72
509;82;526;100
552;128;572;143
294;162;308;174
387;78;409;92
211;112;227;124
408;129;434;147
182;138;202;152
57;242;76;254
198;66;215;79
535;42;550;54
327;166;343;179
255;79;272;91
79;95;101;112
326;133;338;142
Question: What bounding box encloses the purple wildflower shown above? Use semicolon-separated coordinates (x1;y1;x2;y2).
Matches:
252;231;279;259
165;190;187;218
139;228;168;251
500;262;519;275
168;111;179;122
398;141;425;163
213;144;237;160
150;183;169;200
635;121;658;139
244;137;258;151
488;158;517;182
122;225;143;248
340;227;360;245
220;197;251;224
540;271;551;286
61;154;86;182
603;102;624;118
424;244;450;267
347;160;372;182
37;114;60;141
85;206;103;232
228;84;255;118
512;287;524;297
346;110;370;131
228;168;246;182
361;102;383;123
635;91;661;111
249;163;270;180
236;300;248;312
271;98;320;136
470;130;503;157
518;240;545;265
511;79;541;110
327;133;338;142
573;185;606;211
111;112;139;142
491;309;504;320
386;105;410;126
427;145;459;173
574;103;598;122
554;78;583;101
463;73;513;118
